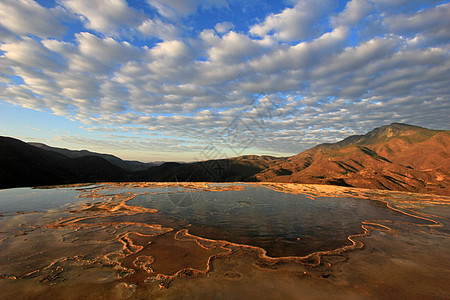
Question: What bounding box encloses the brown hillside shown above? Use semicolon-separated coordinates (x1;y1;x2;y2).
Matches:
255;123;450;195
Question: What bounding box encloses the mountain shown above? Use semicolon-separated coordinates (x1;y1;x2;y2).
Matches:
1;123;449;195
0;137;127;189
28;143;156;172
136;123;449;195
255;123;450;195
131;155;286;182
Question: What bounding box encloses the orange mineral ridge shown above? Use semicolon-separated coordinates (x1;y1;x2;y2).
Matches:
0;182;448;299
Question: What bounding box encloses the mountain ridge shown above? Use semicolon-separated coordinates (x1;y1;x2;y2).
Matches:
254;123;449;194
1;123;449;195
28;142;156;172
0;136;127;189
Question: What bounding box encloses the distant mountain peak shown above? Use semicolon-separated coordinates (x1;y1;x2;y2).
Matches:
262;123;449;195
374;122;425;134
328;123;441;149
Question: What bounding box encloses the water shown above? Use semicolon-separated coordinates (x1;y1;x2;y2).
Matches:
0;185;98;213
127;185;425;257
0;184;446;299
0;184;428;257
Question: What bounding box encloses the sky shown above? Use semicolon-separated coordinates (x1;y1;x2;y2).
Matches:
0;0;449;162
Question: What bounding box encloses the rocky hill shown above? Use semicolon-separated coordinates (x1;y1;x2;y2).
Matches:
1;123;449;195
255;123;449;195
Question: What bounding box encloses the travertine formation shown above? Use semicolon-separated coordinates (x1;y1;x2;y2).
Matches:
0;182;448;299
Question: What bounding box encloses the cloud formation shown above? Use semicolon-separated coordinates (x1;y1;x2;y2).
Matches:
0;0;65;38
61;0;142;34
146;0;228;20
0;0;449;159
249;0;332;42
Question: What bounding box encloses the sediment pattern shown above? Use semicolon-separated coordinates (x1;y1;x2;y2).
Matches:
0;182;448;298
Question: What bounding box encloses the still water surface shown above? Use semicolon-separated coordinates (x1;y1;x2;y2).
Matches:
0;184;425;257
128;185;421;257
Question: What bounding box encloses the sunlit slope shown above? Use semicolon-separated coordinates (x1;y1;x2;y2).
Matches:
256;123;449;195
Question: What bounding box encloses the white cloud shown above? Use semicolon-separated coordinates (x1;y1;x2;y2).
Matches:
370;0;435;12
1;33;143;117
0;37;63;71
148;39;191;60
249;0;331;42
139;18;181;40
0;0;65;38
332;0;374;26
146;0;199;19
248;26;349;74
77;33;139;63
60;0;142;34
206;31;264;64
58;72;102;100
384;3;450;47
214;21;234;34
146;0;227;20
58;32;141;74
312;37;399;78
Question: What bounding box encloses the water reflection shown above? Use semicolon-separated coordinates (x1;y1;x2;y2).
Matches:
0;186;97;213
128;185;422;257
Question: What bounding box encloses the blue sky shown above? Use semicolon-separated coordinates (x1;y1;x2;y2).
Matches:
0;0;449;162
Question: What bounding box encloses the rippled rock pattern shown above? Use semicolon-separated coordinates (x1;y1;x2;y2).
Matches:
0;182;448;299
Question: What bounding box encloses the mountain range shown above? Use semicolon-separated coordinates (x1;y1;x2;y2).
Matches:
1;123;448;195
28;143;156;172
